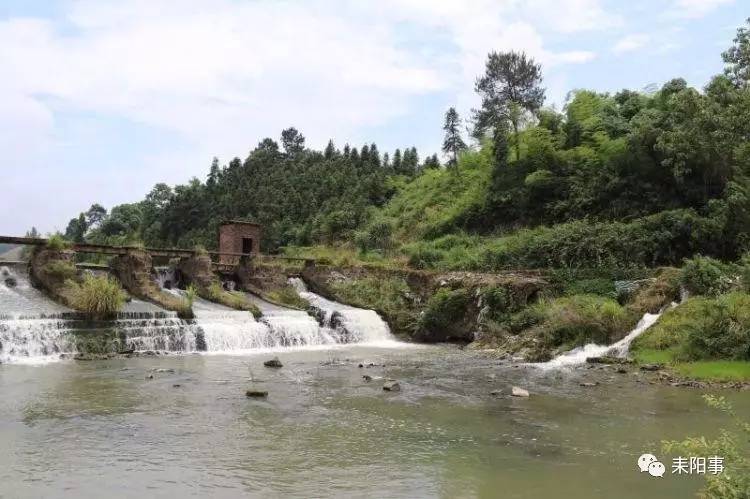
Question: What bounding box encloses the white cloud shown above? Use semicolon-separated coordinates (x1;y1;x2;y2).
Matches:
672;0;734;19
612;33;651;54
0;0;608;233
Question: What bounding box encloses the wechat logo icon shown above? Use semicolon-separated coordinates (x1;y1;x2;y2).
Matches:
638;453;666;478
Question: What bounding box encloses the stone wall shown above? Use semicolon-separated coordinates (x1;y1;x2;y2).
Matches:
177;254;216;290
110;250;193;318
29;247;80;307
301;264;548;342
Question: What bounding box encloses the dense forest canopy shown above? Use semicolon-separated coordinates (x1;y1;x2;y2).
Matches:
61;19;750;269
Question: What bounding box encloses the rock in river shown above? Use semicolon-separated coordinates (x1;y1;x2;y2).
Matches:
246;390;268;398
511;386;530;397
264;357;283;368
383;380;401;392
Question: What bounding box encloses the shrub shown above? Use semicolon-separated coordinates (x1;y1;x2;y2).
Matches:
404;208;728;271
418;288;470;337
739;253;750;292
46;234;72;251
682;293;750;361
681;256;733;296
627;267;681;313
185;284;198;308
330;277;417;335
632;293;750;361
68;274;126;319
355;220;394;253
266;285;310;309
206;282;262;318
530;294;635;348
193;245;209;256
43;261;77;281
565;278;616;298
406;246;445;270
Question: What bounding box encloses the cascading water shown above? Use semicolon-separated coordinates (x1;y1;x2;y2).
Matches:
0;266;201;364
541;310;666;369
154;266;178;289
289;277;395;344
165;288;355;352
1;265;402;364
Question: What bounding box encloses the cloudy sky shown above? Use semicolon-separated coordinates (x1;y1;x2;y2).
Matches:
0;0;744;235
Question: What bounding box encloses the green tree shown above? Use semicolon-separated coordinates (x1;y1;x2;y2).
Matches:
65;213;88;243
206;157;221;189
442;107;467;170
723;17;750;87
473;51;545;161
280;127;305;156
85;204;107;229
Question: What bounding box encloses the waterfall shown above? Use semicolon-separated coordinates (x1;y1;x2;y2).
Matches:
0;267;201;364
154;266;177;289
163;288;357;353
0;268;402;364
289;277;394;344
541;310;665;368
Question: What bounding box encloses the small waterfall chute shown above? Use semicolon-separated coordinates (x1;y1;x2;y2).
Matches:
289;277;395;344
541;310;664;369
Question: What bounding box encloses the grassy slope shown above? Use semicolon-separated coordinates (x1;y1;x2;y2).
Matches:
632;293;750;381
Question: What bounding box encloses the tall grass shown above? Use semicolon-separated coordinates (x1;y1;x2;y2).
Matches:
518;294;636;349
68;274;126;319
206;282;262;318
266;285;310;309
43;260;77;280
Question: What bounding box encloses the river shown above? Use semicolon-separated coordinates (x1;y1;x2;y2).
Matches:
1;345;744;498
0;264;744;498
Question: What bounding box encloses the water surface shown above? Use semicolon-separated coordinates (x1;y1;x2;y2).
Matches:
1;346;740;498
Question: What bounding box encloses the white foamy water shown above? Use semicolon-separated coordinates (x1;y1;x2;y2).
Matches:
1;269;404;364
0;268;201;364
541;311;663;369
166;287;381;353
289;277;395;344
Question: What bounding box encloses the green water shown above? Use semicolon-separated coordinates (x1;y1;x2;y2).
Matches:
0;345;744;498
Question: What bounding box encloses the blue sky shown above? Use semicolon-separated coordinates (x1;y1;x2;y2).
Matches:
0;0;745;235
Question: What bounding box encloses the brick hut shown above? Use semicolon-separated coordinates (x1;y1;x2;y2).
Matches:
218;220;262;264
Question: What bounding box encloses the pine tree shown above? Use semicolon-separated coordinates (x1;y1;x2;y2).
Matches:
207;157;220;189
392;149;402;173
473;51;545;161
423;153;440;170
324;140;336;159
280;127;305;156
442;107;467;170
369;143;381;168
